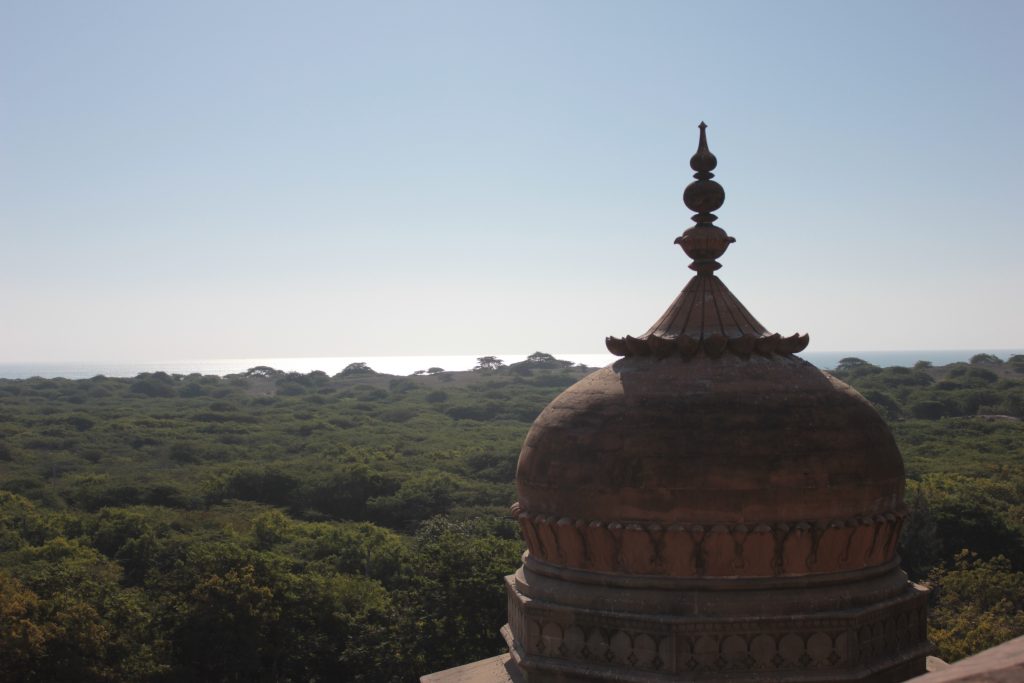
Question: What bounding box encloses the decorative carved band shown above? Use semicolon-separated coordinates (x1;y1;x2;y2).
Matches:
506;600;928;677
512;505;905;578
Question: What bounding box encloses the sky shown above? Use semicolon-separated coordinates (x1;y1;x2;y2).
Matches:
2;1;1022;362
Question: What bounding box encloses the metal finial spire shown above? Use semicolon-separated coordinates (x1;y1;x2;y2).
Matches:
676;122;734;273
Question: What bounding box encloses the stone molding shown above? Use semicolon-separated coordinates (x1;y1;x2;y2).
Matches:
606;331;810;359
505;576;930;682
513;505;905;578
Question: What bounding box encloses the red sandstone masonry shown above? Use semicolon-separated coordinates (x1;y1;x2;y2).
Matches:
515;507;906;578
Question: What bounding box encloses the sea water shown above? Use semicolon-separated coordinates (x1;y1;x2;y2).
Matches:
0;350;1021;380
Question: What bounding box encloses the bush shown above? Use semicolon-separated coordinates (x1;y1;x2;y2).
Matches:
929;551;1024;661
910;400;947;420
129;378;176;398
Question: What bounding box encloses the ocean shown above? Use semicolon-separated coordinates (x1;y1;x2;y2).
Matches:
0;349;1021;380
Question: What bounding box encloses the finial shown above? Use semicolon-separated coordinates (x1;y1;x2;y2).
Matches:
676;122;734;273
606;123;810;358
690;122;717;174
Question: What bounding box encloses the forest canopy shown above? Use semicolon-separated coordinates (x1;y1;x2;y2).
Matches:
0;354;1022;680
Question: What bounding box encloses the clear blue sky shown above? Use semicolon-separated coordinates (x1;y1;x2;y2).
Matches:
2;1;1021;361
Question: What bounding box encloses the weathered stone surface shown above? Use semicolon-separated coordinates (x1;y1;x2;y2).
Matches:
420;653;522;683
505;566;930;682
515;511;906;579
503;351;926;681
517;355;904;529
500;349;928;681
514;354;906;582
909;636;1024;682
425;636;1024;683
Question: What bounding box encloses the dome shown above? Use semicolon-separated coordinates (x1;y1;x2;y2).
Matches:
511;123;906;580
518;355;904;523
514;354;907;578
500;124;929;683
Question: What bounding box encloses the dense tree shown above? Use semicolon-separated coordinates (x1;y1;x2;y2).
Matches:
1;538;163;681
300;464;399;521
930;552;1024;661
305;521;409;587
897;483;942;580
0;360;1022;676
171;563;283;680
245;366;283;378
0;572;46;681
834;357;876;375
339;362;377;377
398;518;522;673
926;487;1024;567
367;471;462;529
129;374;176;398
474;356;504;371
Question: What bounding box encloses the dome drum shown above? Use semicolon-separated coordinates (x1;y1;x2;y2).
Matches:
503;569;930;683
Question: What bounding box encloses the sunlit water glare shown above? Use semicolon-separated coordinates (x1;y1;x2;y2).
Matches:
1;350;1022;380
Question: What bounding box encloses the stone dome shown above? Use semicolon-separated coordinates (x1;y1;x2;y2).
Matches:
501;124;929;683
519;354;904;524
511;124;907;581
514;353;907;578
